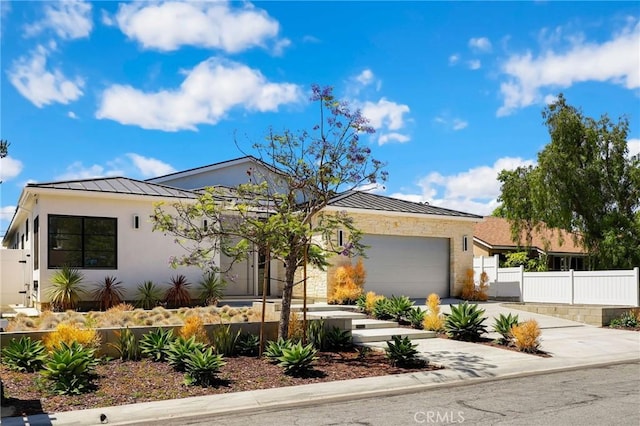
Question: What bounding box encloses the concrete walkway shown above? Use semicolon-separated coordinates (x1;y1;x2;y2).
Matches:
2;301;639;426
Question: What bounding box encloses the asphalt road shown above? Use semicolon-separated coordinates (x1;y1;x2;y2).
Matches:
169;362;640;426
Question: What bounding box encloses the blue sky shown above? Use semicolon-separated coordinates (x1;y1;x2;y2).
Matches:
1;1;639;236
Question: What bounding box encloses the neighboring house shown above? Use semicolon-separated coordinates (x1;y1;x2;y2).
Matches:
473;216;588;271
1;156;482;308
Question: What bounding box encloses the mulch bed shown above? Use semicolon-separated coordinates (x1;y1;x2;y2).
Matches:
435;332;551;357
0;350;441;417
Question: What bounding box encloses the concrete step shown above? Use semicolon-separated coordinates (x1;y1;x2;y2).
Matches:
352;319;398;330
291;304;360;313
305;310;367;320
351;327;437;344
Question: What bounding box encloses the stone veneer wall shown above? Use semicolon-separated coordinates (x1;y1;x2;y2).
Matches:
294;211;477;301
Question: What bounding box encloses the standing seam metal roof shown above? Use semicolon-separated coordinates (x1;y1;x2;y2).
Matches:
327;191;481;218
27;177;198;199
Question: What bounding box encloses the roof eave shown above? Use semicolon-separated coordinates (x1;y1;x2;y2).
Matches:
322;205;482;222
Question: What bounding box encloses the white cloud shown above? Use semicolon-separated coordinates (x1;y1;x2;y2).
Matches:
434;115;468;131
452;119;468;131
24;0;93;40
113;1;283;53
8;45;84;107
0;205;17;235
68;111;78;119
498;21;640;116
126;153;176;177
467;59;481;70
469;37;492;53
56;161;123;181
356;69;375;86
391;157;535;216
360;98;411;145
0;156;24;182
302;35;320;44
543;94;558;105
628;138;640;158
96;57;302;131
378;133;410;145
448;54;460;65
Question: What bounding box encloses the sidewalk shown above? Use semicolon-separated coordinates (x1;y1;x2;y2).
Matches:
2;302;639;426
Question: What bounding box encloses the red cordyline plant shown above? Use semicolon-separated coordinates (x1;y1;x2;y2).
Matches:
164;275;192;308
91;276;126;311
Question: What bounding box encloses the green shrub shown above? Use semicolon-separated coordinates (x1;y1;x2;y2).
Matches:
184;347;226;387
48;266;86;311
325;326;352;351
139;328;175;361
109;327;139;361
236;333;260;356
42;342;98;395
609;311;639;328
406;307;426;329
493;313;520;345
197;272;227;306
277;342;318;375
307;320;327;350
1;337;47;372
385;335;424;367
167;336;207;372
264;338;293;363
444;301;488;341
135;281;163;310
372;298;394;320
211;324;240;356
355;293;367;312
388;295;415;323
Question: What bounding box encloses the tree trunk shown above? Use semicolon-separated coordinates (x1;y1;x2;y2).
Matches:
278;262;297;339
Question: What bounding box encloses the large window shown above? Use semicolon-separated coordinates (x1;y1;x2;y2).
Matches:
48;215;117;269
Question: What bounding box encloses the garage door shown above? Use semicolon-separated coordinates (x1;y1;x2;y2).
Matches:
359;234;450;298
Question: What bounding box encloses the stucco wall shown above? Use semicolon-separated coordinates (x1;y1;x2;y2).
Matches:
295;211;477;300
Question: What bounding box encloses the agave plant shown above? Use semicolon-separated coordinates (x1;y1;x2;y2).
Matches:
406;307;426;329
184;347;226;387
42;341;99;395
263;338;294;363
1;337;47;372
167;336;207;371
135;281;163;310
444;301;488;341
372;298;394;320
277;342;318;375
236;333;260;356
385;335;423;367
325;326;352;351
388;295;414;323
197;272;226;306
48;266;86;311
164;275;192;308
493;313;520;345
139;328;175;362
91;276;125;311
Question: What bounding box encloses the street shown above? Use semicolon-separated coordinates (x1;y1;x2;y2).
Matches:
165;362;640;426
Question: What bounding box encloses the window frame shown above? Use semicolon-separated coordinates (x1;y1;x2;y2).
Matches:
47;214;118;270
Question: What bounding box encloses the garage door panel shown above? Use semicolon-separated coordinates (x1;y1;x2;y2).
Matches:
360;234;449;298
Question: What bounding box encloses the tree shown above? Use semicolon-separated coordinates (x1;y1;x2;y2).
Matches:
0;139;8;159
497;94;640;269
153;85;386;338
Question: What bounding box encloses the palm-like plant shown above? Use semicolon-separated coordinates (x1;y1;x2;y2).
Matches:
444;301;488;341
48;266;86;311
164;275;192;308
135;281;163;310
197;272;226;306
91;276;125;310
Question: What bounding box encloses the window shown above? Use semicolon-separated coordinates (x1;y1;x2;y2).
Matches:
34;216;39;270
462;235;469;252
338;229;344;247
48;215;117;269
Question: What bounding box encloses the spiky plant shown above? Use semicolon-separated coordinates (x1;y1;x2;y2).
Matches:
444;301;488;341
388;295;414;323
277;342;318;375
493;313;520;345
91;276;125;311
197;272;227;306
48;266;86;311
164;275;192;308
1;337;47;372
135;281;163;310
385;335;423;367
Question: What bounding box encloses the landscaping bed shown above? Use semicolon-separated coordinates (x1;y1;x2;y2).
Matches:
1;349;440;417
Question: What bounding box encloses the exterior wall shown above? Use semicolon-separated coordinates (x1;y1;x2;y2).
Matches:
297;211;476;300
473;244;491;257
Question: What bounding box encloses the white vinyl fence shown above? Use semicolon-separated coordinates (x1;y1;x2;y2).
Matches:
474;255;640;307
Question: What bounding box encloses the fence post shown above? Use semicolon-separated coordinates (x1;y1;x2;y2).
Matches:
635;267;639;308
493;254;499;282
570;269;575;305
519;265;524;302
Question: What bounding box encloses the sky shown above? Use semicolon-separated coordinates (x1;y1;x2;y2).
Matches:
1;0;639;237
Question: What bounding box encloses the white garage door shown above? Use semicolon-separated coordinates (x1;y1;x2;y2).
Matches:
360;234;450;298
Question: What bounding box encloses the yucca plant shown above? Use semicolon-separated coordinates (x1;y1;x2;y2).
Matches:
184;347;226;387
197;272;226;306
263;338;294;363
42;341;98;395
385;335;424;367
493;313;520;345
167;336;207;371
135;281;163;310
236;333;260;356
211;324;240;356
91;276;126;311
277;342;318;375
48;266;86;311
325;326;352;351
139;328;175;361
164;275;192;308
406;307;426;329
109;327;139;361
444;301;488;341
1;337;47;372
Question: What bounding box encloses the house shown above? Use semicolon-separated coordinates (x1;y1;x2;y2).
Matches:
1;156;482;308
473;216;588;271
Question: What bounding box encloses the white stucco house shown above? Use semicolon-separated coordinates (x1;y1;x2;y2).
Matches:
1;156;482;309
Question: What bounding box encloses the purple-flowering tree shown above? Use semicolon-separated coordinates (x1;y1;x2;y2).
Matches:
153;85;386;338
